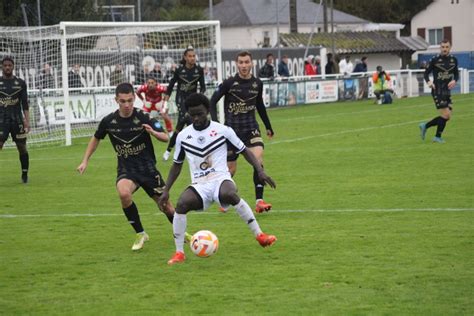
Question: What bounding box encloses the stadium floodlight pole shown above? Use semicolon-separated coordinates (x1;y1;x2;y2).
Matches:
209;0;213;20
276;0;281;63
59;22;72;146
330;0;335;54
137;0;141;21
304;0;323;60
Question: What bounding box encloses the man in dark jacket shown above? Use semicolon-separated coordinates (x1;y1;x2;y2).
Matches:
278;55;290;77
353;56;368;73
258;53;275;79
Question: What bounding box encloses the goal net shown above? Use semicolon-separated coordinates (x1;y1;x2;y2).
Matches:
0;21;222;147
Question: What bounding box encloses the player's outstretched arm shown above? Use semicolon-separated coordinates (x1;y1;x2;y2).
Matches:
142;123;169;142
159;162;183;207
241;148;276;189
256;83;274;138
76;136;100;174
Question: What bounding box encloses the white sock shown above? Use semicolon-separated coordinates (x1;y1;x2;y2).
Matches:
173;213;187;252
234;199;262;236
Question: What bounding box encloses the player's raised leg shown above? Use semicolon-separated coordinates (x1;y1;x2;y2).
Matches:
219;180;276;247
117;178;149;250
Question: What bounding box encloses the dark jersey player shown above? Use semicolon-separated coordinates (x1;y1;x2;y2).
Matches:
210;51;274;214
162;47;206;161
77;83;183;251
0;57;30;183
419;40;459;143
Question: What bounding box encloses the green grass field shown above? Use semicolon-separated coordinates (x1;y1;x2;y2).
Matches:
1;94;473;314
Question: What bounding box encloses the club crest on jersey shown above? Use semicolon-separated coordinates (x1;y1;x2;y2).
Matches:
199;156;212;170
133;117;141;125
197;136;206;144
14;81;19;85
252;82;258;89
209;130;217;137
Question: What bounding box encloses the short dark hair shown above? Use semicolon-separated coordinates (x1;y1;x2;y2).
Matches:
266;53;274;59
115;82;134;96
2;56;14;65
440;39;451;45
361;56;367;61
146;76;157;83
185;93;210;111
236;50;252;61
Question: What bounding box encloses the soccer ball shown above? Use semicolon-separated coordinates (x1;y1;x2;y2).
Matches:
190;230;219;258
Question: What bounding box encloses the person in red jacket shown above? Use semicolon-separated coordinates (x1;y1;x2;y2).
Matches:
136;77;173;133
304;55;316;76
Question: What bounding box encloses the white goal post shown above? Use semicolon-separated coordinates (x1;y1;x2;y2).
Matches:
0;21;222;147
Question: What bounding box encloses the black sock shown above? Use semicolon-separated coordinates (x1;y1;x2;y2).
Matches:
426;116;440;129
123;202;144;233
167;132;178;151
436;117;448;137
19;152;29;173
253;168;264;200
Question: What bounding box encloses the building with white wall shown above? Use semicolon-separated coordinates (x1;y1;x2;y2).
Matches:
411;0;474;58
209;0;403;49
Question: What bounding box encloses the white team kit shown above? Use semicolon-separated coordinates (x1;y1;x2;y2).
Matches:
174;121;245;209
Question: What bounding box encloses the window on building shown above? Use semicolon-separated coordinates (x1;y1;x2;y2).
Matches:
428;28;443;46
263;31;270;47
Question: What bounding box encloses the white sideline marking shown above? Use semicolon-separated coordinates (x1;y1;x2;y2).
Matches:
1;208;473;218
270;113;474;145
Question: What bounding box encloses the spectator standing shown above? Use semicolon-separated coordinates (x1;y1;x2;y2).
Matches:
339;55;353;75
38;63;54;89
325;53;336;75
353;56;368;73
278;55;290;77
110;64;126;86
258;53;275;79
314;56;322;75
68;64;83;89
150;63;163;82
304;55;316;76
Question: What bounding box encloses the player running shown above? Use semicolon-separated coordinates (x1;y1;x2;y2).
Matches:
419;39;459;143
77;83;189;251
162;47;206;161
0;56;30;183
136;77;174;134
159;93;277;265
210;51;274;213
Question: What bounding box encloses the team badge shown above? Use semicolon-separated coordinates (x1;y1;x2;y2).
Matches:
252;82;258;89
14;81;19;85
133;117;141;125
197;136;205;144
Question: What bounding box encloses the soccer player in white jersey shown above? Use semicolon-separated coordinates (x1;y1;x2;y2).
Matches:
159;93;277;265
